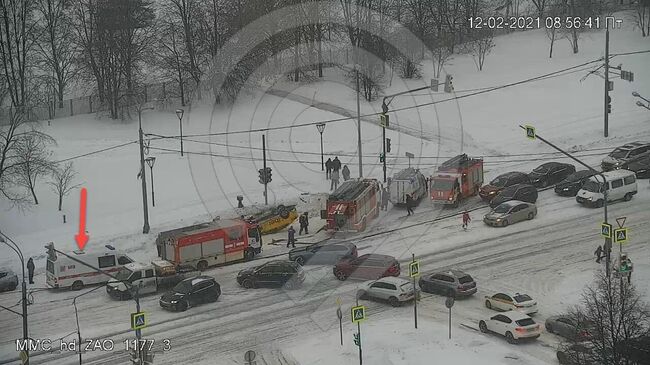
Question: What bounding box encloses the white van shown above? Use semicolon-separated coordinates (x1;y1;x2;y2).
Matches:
46;244;134;290
576;169;637;207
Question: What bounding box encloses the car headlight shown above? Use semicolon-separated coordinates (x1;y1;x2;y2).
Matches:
496;218;501;222
170;300;178;304
588;197;593;201
448;196;453;200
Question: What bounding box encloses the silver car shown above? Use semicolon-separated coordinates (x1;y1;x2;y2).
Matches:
545;315;593;341
483;200;537;227
357;276;418;307
0;268;19;292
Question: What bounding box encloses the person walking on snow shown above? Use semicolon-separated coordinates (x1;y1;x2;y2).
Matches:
381;187;389;211
332;156;341;172
27;257;35;284
299;212;309;235
331;169;340;191
325;158;333;179
405;194;414;216
462;210;471;231
342;165;351;181
287;226;296;248
594;245;603;263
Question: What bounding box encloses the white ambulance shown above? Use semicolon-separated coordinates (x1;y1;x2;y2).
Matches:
45;243;134;290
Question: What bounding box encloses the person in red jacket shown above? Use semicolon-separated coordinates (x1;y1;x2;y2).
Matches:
462;210;471;231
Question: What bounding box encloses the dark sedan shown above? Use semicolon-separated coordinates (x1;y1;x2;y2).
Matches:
159;276;220;312
288;242;357;266
237;260;305;289
528;162;576;188
488;184;538;208
479;172;531;201
554;170;595;196
622;152;650;179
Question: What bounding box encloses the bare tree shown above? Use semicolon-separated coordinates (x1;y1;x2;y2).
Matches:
562;270;650;365
633;0;650;37
14;129;55;204
468;28;495;71
48;161;79;211
154;17;189;106
531;0;548;17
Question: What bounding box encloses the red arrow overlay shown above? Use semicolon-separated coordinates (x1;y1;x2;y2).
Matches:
75;188;89;250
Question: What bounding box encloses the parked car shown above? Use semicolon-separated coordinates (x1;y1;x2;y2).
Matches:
576;169;637;207
555;170;596;196
556;343;595;365
159;276;220;312
621;151;650;179
479;172;531;201
601;141;650;171
288;242;357;266
418;269;477;297
528;162;576;188
479;311;541;344
545;315;593;341
0;268;19;292
484;292;538;315
488;184;538;208
237;260;305;289
333;254;400;281
357;276;418;307
483;201;537;227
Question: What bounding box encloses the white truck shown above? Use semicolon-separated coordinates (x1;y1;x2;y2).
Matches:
105;260;198;300
388;167;428;205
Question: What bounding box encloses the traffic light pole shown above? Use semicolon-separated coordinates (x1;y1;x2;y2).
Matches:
382;125;387;183
262;134;268;205
604;28;610;138
356;297;362;365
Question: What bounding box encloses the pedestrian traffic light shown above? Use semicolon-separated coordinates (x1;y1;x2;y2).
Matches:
607;95;612;114
379;153;385;163
353;333;361;346
444;74;453;93
386;138;391;153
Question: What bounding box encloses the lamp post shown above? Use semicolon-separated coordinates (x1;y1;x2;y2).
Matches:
0;231;29;365
72;285;104;365
137;104;154;234
145;157;156;207
175;109;184;156
316;123;326;171
632;92;650;111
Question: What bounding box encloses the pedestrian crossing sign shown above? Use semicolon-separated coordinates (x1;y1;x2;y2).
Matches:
614;228;628;244
131;311;146;330
525;125;536;140
409;261;420;278
351;305;366;323
601;222;612;239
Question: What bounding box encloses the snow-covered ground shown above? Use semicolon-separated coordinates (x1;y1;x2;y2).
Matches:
1;10;650;365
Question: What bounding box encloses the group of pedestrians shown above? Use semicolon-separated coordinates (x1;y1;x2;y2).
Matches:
594;244;633;283
286;212;310;248
325;157;350;191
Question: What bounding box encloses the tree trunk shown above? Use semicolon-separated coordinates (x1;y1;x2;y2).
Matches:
30;186;38;205
58;194;63;211
549;28;555;58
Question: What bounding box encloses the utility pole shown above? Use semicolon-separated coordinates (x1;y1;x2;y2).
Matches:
137;104;153;234
604;28;610;138
317;123;326;171
145;157;156;207
355;7;363;178
0;233;29;365
262;135;268;205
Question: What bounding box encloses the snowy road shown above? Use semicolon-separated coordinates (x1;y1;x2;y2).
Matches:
2;184;649;364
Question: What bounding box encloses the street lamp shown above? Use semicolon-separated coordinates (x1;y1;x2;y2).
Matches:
72;285;104;365
632;92;650;111
175;109;184;157
137;104;154;234
0;231;29;365
145;157;156;207
316;123;326;171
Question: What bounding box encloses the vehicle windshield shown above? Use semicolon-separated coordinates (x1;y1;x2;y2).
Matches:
609;148;629;159
490;176;509;187
565;171;588;182
173;280;193;294
431;179;455;190
516;318;536;327
114;267;133;282
582;180;603;193
514;294;533;302
458;275;473;284
493;204;512;214
530;167;549;177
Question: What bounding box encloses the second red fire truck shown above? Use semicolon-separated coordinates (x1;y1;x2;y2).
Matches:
430;154;484;207
323;179;381;232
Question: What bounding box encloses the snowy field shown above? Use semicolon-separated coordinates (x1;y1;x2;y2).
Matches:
1;10;650;365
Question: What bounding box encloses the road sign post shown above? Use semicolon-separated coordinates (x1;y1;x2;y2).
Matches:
131;312;146;331
525;125;536;140
337;306;343;346
352;300;365;365
445;297;455;339
409;255;420;329
244;350;257;365
614;228;628;244
601;222;612;239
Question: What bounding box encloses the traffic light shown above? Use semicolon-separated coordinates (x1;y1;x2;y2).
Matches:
380;113;389;128
386;138;391;153
607;95;612;114
353;333;361;347
444;74;453;93
379;153;385;163
258;167;272;184
258;169;265;184
265;167;272;183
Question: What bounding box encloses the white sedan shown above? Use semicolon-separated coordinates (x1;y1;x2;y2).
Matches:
357;276;418;307
484;292;538;315
479;311;541;344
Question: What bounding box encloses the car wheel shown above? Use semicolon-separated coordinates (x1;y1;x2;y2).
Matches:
295;256;305;266
242;279;255;289
502;220;509;227
177;300;189;312
197;260;208;271
485;300;492;309
527;212;534;220
356;290;367;300
545;323;554;333
479;321;488;333
388;296;400;307
334;269;348;281
624;193;633;201
505;331;516;344
71;281;84;291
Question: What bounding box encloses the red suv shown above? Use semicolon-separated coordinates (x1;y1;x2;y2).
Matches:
333;254;400;281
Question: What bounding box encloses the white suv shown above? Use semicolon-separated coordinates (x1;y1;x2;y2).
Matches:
479;311;541;344
357;276;418;307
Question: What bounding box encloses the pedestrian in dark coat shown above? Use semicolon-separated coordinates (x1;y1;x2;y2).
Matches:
462;210;471;230
331;170;340;191
342;165;351;181
332;157;341;172
594;245;603;263
287;226;296;248
325;158;333;179
27;258;35;284
381;187;389;210
299;212;309;235
405;194;414;216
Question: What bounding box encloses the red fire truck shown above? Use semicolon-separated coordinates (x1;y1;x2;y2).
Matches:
155;218;262;271
430;154;484;207
323;179;380;232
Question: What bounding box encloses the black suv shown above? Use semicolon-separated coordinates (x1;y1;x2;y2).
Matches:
237;260;305;289
554;170;595;196
601;141;650;171
489;183;538;208
528;162;576;188
289;242;358;266
159;276;220;312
